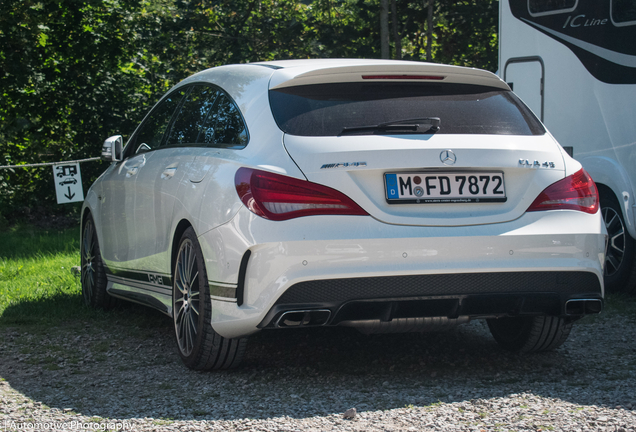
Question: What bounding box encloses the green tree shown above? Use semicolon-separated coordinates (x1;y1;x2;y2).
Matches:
0;0;499;225
0;0;147;219
382;0;498;71
433;1;499;71
307;1;498;70
0;0;319;221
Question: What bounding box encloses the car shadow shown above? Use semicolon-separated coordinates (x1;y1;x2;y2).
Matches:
0;302;634;422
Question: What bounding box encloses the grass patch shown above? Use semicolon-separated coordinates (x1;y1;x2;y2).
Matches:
0;226;80;259
0;226;89;325
0;226;168;329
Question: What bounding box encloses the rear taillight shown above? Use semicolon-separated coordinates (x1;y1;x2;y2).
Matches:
235;168;368;221
527;168;599;214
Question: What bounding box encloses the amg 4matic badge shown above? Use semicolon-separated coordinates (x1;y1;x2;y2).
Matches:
320;162;367;169
519;159;556;168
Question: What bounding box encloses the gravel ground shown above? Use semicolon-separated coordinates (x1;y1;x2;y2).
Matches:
1;304;635;432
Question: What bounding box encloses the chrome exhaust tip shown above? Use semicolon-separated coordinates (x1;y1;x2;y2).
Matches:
275;309;331;328
565;299;603;316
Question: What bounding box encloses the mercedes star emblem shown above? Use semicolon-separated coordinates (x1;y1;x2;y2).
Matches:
440;150;457;165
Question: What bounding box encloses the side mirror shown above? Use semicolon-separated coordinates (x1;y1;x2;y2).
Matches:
101;135;123;162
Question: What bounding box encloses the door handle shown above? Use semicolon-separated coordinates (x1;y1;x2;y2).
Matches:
161;166;178;180
122;156;146;178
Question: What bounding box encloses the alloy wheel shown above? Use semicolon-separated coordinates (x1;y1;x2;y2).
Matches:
81;221;96;305
174;240;201;357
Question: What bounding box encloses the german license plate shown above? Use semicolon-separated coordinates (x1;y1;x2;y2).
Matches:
384;172;506;204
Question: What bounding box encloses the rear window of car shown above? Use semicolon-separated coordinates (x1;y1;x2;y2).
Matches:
269;82;545;136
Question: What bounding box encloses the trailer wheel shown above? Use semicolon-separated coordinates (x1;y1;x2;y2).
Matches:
601;193;636;294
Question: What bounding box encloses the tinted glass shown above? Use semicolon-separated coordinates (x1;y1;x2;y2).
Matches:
528;0;576;13
166;86;220;146
199;93;248;147
613;0;636;23
269;82;545;136
133;89;186;151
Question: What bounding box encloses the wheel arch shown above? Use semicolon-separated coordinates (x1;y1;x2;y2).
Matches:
596;183;616;203
80;206;95;250
80;208;88;232
579;155;636;239
171;219;194;277
80;206;92;231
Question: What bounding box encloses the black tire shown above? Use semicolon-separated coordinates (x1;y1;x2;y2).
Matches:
172;227;247;370
487;316;572;353
81;215;116;309
601;193;636;294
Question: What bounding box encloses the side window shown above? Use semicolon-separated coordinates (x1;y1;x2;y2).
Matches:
198;93;249;148
131;89;187;155
166;86;220;146
612;0;636;25
528;0;577;16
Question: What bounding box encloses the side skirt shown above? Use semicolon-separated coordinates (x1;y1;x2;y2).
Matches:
106;277;173;316
105;270;239;316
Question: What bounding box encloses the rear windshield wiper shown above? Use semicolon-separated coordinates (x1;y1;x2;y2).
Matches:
339;117;440;136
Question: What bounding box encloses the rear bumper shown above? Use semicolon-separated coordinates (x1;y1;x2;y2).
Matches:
200;208;605;339
258;271;603;330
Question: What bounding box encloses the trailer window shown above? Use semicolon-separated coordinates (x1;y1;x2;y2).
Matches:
528;0;577;15
612;0;636;25
269;82;545;137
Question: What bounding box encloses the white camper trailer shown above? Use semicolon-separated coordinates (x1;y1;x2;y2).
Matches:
499;0;636;293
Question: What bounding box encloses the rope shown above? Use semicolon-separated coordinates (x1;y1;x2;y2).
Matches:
0;157;101;170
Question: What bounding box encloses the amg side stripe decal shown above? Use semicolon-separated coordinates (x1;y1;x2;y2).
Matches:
107;275;171;295
106;267;238;300
209;282;237;300
105;267;172;288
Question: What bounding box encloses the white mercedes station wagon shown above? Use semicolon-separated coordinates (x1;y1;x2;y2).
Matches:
81;59;606;370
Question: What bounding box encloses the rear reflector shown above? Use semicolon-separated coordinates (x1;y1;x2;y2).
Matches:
361;75;446;80
527;169;599;214
235;168;368;221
